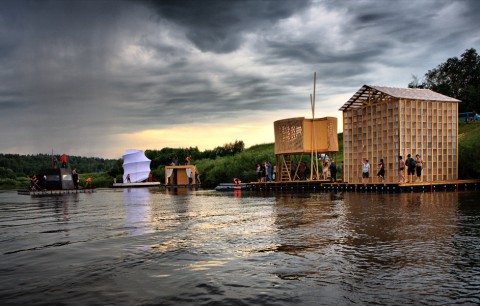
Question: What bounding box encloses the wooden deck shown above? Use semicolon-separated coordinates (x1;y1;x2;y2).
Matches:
18;188;97;196
239;179;480;193
112;182;161;188
162;183;201;189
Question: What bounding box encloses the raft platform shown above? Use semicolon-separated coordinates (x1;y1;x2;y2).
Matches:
18;188;96;196
113;182;161;188
161;183;201;189
229;179;480;193
215;183;250;191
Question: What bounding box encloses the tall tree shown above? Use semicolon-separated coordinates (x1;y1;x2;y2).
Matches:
409;48;480;112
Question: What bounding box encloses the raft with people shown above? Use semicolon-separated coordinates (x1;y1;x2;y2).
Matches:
18;165;96;196
215;178;252;191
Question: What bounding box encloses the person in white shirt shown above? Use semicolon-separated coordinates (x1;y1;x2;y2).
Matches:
361;159;370;183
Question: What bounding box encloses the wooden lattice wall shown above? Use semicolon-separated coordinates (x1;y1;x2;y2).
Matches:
274;117;338;154
343;99;458;183
274;117;338;181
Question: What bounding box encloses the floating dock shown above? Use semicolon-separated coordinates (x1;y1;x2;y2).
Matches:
215;183;250;191
162;183;201;189
113;182;161;188
18;189;97;196
223;179;480;193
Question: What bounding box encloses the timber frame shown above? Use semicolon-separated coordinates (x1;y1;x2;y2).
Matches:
340;85;461;184
165;165;198;186
274;117;338;181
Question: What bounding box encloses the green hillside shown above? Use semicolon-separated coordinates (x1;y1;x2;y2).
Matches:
458;122;480;178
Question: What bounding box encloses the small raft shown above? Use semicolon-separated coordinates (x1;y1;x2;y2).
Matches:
215;183;251;191
112;182;161;188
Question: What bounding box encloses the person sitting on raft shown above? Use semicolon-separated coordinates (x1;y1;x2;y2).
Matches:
84;177;92;188
233;178;241;184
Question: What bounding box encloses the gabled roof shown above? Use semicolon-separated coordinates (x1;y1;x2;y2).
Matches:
339;85;461;111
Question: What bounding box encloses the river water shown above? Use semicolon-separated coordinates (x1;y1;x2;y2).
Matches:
0;188;479;305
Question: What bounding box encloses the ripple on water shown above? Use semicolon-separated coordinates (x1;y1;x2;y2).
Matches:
0;190;480;305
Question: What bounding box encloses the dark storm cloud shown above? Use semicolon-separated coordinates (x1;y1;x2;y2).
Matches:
0;0;479;157
141;0;311;53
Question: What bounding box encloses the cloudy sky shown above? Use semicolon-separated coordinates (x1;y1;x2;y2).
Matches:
1;0;479;158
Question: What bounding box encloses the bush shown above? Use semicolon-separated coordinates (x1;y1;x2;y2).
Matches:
0;167;16;179
0;178;20;189
458;123;480;178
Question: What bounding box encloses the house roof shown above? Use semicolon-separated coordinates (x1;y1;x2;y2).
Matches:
339;85;461;111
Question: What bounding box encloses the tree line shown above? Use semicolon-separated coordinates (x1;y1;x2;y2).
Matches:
0;140;246;181
409;48;480;113
0;153;117;179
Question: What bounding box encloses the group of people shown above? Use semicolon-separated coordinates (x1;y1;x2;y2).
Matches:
360;154;424;183
51;154;69;169
256;161;275;182
322;161;344;182
255;160;345;182
167;155;192;166
28;166;91;190
29;174;43;190
398;154;424;183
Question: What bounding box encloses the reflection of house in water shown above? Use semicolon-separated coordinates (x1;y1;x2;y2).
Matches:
340;85;460;183
123;188;152;236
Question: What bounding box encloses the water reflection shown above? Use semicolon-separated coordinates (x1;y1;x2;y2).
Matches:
123;188;152;236
1;190;479;305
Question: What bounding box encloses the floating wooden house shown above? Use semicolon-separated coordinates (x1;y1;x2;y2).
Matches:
340;85;461;183
165;165;199;186
274;117;338;181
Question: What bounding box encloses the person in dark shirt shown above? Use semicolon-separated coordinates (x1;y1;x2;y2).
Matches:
329;161;337;182
377;159;385;183
405;154;416;183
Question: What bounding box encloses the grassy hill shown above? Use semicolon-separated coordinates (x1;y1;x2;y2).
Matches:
458;122;480;178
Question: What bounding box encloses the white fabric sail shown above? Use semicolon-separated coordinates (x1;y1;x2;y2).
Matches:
122;150;151;183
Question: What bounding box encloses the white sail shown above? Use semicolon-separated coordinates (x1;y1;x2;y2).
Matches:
122;150;151;183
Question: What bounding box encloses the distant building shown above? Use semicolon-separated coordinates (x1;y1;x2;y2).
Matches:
340;85;461;183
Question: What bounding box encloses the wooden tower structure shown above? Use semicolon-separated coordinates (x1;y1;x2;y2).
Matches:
340;85;461;183
274;117;338;181
274;73;339;181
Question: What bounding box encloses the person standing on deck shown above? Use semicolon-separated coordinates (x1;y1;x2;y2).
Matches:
361;159;370;183
329;161;337;182
377;159;385;183
406;154;416;183
267;161;272;182
256;163;262;182
61;154;67;168
415;154;423;182
322;162;329;180
195;168;201;186
261;162;266;182
72;169;79;189
398;156;405;183
126;174;131;183
299;162;307;180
